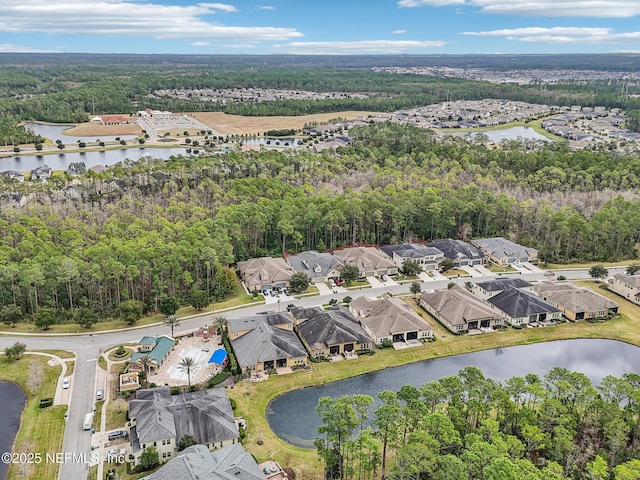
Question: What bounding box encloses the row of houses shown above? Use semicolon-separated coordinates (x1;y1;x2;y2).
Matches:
420;278;620;333
2;162;88;182
227;295;434;371
237;237;538;291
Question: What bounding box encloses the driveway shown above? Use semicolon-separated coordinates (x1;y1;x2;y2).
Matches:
418;272;434;282
460;266;483;277
366;276;384;288
524;262;544;273
472;264;493;276
315;282;333;296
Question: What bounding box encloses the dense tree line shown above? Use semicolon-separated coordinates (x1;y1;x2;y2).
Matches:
1;123;639;325
314;367;640;480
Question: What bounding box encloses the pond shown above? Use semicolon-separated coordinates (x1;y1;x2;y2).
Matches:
0;382;26;480
0;147;191;172
266;339;640;448
473;126;550;143
24;123;138;144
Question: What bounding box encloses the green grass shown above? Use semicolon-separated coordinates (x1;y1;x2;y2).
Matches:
0;355;66;480
486;264;517;273
105;398;128;431
98;356;107;370
108;347;133;362
546;260;637;270
229;285;640;479
442;269;468;276
65;361;75;376
93;401;104;430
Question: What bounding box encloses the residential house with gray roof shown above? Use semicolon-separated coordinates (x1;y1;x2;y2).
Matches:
425;239;484;267
1;170;24;182
533;281;619;321
419;285;503;333
228;312;307;372
349;294;433;346
487;287;561;326
609;272;640;306
30;165;51;181
286;251;343;283
472;237;538;265
473;278;533;300
129;387;239;466
139;444;264;480
237;257;294;293
380;243;445;272
290;305;372;357
335;247;398;277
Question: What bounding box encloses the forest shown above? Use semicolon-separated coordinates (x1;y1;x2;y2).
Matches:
0;122;639;327
313;367;640;480
1;53;640;144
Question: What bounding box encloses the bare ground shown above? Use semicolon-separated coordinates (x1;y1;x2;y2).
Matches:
191;111;375;135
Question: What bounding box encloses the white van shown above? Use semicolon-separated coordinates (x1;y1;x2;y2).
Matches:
83;412;94;430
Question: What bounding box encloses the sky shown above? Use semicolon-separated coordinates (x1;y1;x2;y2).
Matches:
2;0;640;55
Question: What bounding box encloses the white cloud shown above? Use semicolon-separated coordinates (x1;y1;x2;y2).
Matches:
0;43;58;52
273;40;446;54
398;0;640;18
257;5;276;10
222;43;258;48
0;1;302;41
462;26;640;44
392;30;407;34
191;41;212;46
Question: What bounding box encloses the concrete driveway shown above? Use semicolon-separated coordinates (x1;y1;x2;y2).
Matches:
366;276;384;288
472;264;493;276
315;282;333;295
460;265;483;277
524;262;544;273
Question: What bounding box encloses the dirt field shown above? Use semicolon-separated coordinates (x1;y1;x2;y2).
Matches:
62;123;142;137
191;111;375;135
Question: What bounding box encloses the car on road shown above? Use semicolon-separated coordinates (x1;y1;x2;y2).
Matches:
62;378;70;389
96;389;104;401
544;271;555;277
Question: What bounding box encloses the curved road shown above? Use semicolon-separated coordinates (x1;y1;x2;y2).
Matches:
0;267;626;480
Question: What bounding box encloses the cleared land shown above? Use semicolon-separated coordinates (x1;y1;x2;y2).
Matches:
192;111;375;135
62;123;142;137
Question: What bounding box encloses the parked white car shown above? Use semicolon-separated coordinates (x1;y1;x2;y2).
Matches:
62;378;70;389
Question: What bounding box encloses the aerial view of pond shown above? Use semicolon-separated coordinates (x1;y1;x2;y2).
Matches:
267;339;640;448
0;147;191;172
0;382;26;480
474;126;550;143
24;123;138;144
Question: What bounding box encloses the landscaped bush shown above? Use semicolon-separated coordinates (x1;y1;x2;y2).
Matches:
170;386;181;395
113;345;127;358
230;398;237;410
381;339;393;348
39;398;53;408
256;439;264;445
239;427;246;439
206;371;230;388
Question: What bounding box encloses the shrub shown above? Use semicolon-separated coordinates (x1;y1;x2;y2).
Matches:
381;339;393;348
239;427;246;439
206;371;230;388
257;439;264;445
39;398;53;408
170;386;181;395
230;398;237;410
342;296;352;304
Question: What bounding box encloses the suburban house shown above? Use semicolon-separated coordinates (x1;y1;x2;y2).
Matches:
472;237;539;265
419;285;503;333
473;278;533;300
533;281;620;321
65;162;86;176
237;257;294;292
139;444;264;480
349;294;433;346
425;239;484;267
227;312;307;372
290;305;372;357
286;251;343;284
1;170;25;182
380;243;445;271
609;272;640;306
487;287;562;326
129;387;239;466
129;335;175;374
30;165;51;181
335;246;398;277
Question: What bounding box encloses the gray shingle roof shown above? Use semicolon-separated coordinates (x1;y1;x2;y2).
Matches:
335;247;396;272
488;287;560;318
425;239;483;262
614;272;640;289
228;312;292;334
286;251;343;279
291;305;371;349
472;237;538;260
139;444;264;480
475;278;532;292
236;257;293;287
380;243;444;260
129;387;238;452
229;314;306;368
420;285;501;327
533;281;619;313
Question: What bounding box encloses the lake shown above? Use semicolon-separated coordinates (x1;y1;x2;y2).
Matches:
24;123;138;144
266;339;640;448
474;126;550;143
0;148;191;172
0;382;26;480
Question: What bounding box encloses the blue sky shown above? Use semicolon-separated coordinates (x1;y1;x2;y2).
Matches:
2;0;640;55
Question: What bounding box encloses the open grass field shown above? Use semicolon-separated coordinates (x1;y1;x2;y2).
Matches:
546;259;638;269
0;354;66;480
191;111;375;135
228;285;640;478
62;123;142;137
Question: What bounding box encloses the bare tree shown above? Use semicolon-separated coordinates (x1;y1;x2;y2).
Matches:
26;359;44;396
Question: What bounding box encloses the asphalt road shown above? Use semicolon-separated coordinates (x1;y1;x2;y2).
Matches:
0;266;627;480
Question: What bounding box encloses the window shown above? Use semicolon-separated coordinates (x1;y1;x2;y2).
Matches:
167;439;171;445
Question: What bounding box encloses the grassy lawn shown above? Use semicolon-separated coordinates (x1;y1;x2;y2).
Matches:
229;288;640;478
0;354;66;480
105;398;128;431
40;350;75;359
65;361;75;376
93;401;104;430
108;347;133;362
442;269;468;277
486;264;517;273
545;260;637;270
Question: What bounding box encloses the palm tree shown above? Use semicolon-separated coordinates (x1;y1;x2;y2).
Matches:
215;316;228;338
139;353;152;387
178;356;197;386
165;314;180;338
